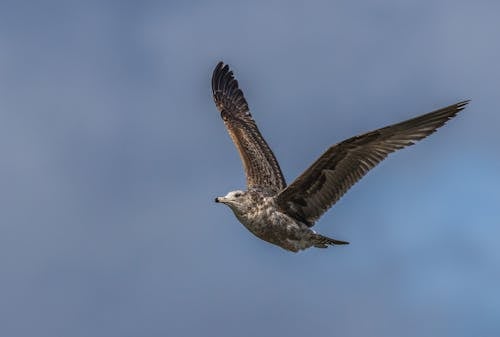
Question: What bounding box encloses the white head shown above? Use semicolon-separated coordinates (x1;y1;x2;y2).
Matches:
214;190;249;213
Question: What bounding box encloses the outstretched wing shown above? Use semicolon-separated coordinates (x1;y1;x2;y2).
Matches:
212;61;286;191
276;100;469;226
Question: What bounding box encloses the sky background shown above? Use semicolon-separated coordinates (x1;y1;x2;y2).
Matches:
1;1;499;336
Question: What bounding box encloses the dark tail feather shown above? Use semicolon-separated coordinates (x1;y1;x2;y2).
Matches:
313;234;349;248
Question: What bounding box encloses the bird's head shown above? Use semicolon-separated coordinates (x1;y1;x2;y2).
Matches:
215;190;250;213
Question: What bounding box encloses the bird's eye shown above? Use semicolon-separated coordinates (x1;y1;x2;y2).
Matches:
234;193;242;198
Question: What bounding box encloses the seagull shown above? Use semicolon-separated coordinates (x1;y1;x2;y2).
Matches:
212;61;468;252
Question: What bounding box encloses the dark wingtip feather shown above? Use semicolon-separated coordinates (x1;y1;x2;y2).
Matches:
454;99;470;116
211;61;249;115
434;99;470;129
451;99;470;117
453;99;470;114
212;61;233;93
211;61;225;93
435;99;470;123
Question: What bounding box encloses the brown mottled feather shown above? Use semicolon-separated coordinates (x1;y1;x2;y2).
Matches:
276;100;469;226
212;62;286;191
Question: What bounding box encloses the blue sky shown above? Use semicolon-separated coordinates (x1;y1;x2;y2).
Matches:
0;1;499;336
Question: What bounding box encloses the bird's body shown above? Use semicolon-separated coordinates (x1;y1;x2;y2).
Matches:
211;61;468;252
217;189;345;252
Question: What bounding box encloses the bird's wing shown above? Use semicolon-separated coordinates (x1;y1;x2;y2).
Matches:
212;62;286;191
276;100;469;226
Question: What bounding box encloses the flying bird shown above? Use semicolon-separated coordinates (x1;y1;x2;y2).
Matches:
212;61;468;252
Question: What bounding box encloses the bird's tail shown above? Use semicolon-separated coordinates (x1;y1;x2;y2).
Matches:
313;234;349;248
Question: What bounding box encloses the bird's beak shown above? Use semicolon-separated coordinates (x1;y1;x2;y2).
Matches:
215;196;230;204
